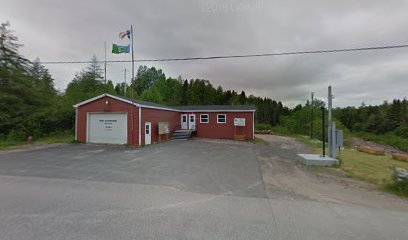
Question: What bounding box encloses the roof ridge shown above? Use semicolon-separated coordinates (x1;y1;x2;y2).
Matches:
74;93;255;112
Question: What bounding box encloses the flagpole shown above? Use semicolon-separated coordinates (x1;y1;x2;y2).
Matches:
104;41;107;84
131;25;135;146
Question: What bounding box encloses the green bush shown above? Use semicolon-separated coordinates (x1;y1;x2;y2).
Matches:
270;126;292;135
394;126;408;139
7;129;27;141
255;123;273;131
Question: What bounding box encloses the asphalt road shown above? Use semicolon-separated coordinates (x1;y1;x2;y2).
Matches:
0;139;407;240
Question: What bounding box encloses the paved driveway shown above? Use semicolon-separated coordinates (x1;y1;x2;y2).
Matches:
0;139;265;198
0;139;407;240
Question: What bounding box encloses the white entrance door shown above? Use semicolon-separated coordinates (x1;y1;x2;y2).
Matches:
145;122;152;145
88;113;127;144
181;114;188;129
189;114;196;130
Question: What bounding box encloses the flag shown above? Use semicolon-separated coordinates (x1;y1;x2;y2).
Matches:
112;44;130;54
119;30;131;39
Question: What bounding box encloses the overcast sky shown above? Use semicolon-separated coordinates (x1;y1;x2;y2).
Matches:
1;0;408;107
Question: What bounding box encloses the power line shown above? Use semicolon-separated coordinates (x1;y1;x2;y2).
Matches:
39;44;408;64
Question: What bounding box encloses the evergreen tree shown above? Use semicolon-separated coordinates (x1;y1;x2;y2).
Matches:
239;90;247;104
181;80;188;105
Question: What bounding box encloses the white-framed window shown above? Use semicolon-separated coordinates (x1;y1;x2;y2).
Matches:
200;114;209;123
217;114;226;124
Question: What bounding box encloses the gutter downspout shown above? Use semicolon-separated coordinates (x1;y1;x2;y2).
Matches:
75;107;78;141
252;111;255;140
138;107;142;146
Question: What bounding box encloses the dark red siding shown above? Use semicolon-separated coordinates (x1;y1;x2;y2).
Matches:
76;96;139;145
76;95;254;146
140;108;179;145
192;112;254;140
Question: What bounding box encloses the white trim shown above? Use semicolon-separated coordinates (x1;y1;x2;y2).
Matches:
200;114;209;123
142;105;179;112
217;114;227;124
138;107;142;146
180;109;255;113
75;108;78;141
73;94;132;108
73;93;255;112
86;112;90;142
252;112;255;140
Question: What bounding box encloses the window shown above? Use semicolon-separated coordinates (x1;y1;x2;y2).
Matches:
217;114;226;124
200;114;209;123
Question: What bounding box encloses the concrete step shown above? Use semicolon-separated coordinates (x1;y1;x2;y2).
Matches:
172;130;193;140
172;133;191;137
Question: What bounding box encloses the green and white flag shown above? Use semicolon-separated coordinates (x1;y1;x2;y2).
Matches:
112;44;130;54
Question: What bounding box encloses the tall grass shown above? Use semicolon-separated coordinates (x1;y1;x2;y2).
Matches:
0;131;74;150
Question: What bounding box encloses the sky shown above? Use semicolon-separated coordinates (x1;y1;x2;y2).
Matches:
1;0;408;107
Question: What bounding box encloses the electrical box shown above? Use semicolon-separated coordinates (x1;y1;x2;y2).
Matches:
335;129;344;147
158;122;170;135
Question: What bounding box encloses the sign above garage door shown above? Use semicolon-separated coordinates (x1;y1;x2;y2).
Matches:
88;113;128;144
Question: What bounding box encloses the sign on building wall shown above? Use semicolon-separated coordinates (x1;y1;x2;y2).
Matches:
158;122;170;134
234;118;246;126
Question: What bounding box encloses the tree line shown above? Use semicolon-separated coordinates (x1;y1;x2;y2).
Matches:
334;100;408;138
0;22;287;141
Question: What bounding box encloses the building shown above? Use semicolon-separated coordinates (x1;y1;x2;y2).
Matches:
74;93;255;146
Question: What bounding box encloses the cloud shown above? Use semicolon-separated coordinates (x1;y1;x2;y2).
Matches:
1;0;407;107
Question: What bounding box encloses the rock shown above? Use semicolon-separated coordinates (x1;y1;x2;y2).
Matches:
392;153;408;162
390;166;408;182
254;130;272;134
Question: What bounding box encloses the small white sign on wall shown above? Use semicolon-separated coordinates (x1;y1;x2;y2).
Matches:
234;118;246;126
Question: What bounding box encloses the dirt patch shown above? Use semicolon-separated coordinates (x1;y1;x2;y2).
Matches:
350;137;408;155
255;134;408;211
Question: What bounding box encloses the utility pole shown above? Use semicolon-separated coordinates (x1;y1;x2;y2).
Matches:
328;86;333;157
321;106;325;157
310;92;314;139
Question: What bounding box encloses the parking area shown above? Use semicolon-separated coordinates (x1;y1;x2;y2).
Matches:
1;137;408;239
0;139;265;198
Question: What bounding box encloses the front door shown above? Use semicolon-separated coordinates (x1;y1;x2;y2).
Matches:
145;122;151;145
189;114;196;130
181;114;188;129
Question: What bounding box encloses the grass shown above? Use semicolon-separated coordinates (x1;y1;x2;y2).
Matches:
338;148;408;185
282;132;408;196
0;132;74;150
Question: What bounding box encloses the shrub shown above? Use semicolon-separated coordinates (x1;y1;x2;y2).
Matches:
389;166;408;195
394;125;408;139
7;129;27;141
255;123;273;131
